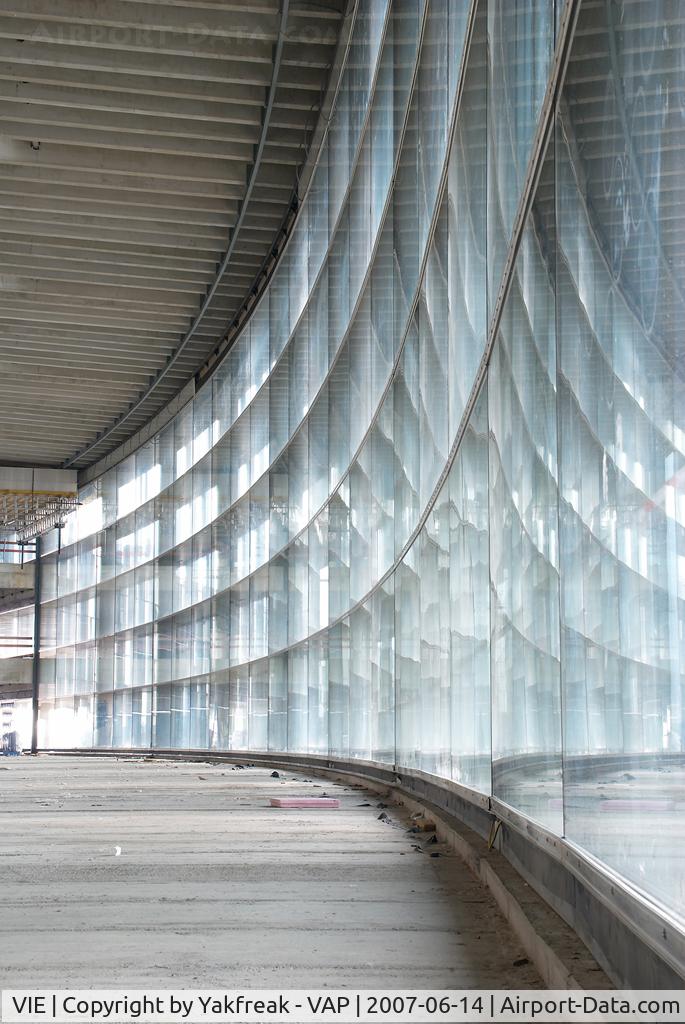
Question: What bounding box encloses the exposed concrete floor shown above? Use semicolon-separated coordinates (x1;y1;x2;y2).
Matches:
0;755;544;989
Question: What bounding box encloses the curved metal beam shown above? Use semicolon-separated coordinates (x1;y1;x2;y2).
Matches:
63;0;291;469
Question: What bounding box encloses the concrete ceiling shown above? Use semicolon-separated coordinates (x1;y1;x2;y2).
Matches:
0;0;344;471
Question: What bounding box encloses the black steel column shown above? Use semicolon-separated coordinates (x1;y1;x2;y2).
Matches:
30;534;42;754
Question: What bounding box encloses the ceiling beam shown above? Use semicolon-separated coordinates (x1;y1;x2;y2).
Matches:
0;0;339;45
0;192;237;228
0;176;241;214
0;37;326;91
0;163;257;199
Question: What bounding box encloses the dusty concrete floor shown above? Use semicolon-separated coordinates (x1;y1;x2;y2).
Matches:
0;755;543;989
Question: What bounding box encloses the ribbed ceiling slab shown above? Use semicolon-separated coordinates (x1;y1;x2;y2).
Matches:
0;0;344;470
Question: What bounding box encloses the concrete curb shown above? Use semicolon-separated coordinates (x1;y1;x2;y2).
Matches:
336;775;602;991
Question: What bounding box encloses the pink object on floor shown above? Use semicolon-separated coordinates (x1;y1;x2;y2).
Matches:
269;797;340;808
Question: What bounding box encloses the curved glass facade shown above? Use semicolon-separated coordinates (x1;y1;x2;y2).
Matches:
34;0;685;928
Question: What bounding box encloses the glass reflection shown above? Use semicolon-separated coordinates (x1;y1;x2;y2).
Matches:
489;142;562;831
557;0;685;914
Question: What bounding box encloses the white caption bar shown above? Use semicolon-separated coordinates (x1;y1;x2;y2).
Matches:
2;991;684;1024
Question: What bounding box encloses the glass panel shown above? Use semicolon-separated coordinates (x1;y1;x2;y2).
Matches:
308;637;328;754
447;5;487;432
393;318;420;554
349;293;372;455
308;271;329;402
328;62;350;228
209;672;230;750
174;404;193;480
229;667;248;748
270;259;290;364
287;642;308;752
328;620;350;758
371;26;394;235
328;344;350;490
249;659;269;751
250;301;270;390
349;601;372;759
557;0;685;916
289;211;309;333
308;512;329;635
156;424;175;494
449;385;490;792
349;135;371;305
419;205;449;507
395;551;420;768
328;479;350;623
289;322;309;434
418;0;449;245
488;145;562;830
250;568;269;662
487;0;555;306
287;536;308;647
269;653;288;751
371;395;395;579
308;144;329;286
418;486;450;778
232;332;252;420
192;387;212;464
328;208;350;358
393;95;419;342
